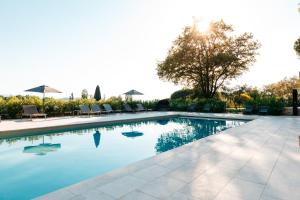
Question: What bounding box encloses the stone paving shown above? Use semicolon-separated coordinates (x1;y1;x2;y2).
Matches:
1;112;299;200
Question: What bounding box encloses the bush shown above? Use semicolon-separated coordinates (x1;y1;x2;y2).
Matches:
170;89;194;100
5;96;22;118
0;95;159;119
170;98;189;111
44;98;65;116
156;99;170;111
170;97;226;113
245;96;284;115
101;96;123;110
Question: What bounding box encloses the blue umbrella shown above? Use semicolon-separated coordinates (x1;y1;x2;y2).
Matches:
25;85;62;111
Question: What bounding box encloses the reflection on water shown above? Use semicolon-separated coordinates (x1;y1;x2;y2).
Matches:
23;143;61;156
93;130;101;148
155;117;243;153
0;120;155;146
122;131;144;138
0;118;245;154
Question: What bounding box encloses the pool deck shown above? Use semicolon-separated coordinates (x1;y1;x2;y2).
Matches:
1;112;299;200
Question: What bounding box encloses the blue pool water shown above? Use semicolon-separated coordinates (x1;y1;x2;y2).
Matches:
0;117;246;200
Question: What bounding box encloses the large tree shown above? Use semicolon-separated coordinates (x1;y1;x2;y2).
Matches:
157;20;260;98
295;37;300;58
295;3;300;57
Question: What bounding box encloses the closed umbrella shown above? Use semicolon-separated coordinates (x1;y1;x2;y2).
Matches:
25;85;62;111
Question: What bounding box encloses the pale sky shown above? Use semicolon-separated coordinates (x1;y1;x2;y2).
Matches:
0;0;299;100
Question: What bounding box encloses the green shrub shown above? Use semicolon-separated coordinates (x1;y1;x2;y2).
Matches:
170;89;194;100
101;96;123;110
5;96;22;118
170;98;189;111
244;96;284;115
169;97;226;113
156;99;170;111
141;100;158;110
44;98;65;116
0;95;160;119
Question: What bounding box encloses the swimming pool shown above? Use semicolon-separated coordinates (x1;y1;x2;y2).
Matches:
0;117;246;200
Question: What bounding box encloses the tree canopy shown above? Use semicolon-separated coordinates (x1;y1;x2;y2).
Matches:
81;89;88;99
294;37;300;58
263;76;300;99
157;20;261;98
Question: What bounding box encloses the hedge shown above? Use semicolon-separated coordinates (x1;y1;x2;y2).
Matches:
0;96;158;119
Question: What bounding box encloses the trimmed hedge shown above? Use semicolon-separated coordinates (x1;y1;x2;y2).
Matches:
245;96;285;115
0;96;158;119
170;98;226;113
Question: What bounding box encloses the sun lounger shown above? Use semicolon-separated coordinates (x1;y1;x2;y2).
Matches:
203;104;211;112
22;105;47;119
136;103;151;112
244;105;253;114
123;104;135;112
259;106;269;115
103;104;121;113
79;105;94;116
91;104;106;115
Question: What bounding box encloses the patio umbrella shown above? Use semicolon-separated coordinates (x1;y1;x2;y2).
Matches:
123;89;143;101
93;130;101;148
25;85;62;111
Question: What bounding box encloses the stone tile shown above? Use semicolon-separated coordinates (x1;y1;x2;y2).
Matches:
119;190;158;200
139;176;186;199
179;171;233;199
97;175;146;199
237;165;273;185
66;180;101;195
80;190;115;200
263;164;300;200
165;160;214;183
259;194;283;200
131;165;171;181
34;189;76;200
156;155;189;170
215;193;250;200
164;192;201;200
217;178;265;200
69;195;86;200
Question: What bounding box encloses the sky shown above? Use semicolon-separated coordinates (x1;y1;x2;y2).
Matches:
0;0;299;100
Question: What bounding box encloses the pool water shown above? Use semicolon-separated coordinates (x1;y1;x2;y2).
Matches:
0;117;246;200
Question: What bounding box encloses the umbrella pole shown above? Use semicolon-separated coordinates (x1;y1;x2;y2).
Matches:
42;93;45;112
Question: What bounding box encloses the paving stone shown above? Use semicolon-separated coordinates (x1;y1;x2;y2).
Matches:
97;175;146;199
131;165;171;181
119;190;158;200
139;176;186;199
217;178;265;200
